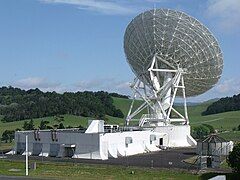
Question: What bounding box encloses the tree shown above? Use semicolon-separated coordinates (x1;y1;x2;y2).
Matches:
191;125;210;139
39;120;50;130
22;119;35;130
202;124;215;133
238;124;240;131
58;123;65;129
0;87;124;122
113;109;124;118
202;93;240;115
22;121;28;130
109;93;129;99
28;119;34;130
1;130;15;143
227;143;240;173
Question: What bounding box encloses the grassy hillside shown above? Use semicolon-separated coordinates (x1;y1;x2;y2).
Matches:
112;97;147;119
0;97;239;142
0;114;124;137
0;115;87;136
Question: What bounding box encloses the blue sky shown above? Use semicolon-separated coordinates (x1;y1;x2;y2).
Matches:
0;0;239;102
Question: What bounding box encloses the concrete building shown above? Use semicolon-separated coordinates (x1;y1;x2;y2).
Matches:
13;120;196;160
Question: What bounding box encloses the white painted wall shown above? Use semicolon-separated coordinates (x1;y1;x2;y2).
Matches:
154;125;196;147
14;123;196;160
101;131;167;157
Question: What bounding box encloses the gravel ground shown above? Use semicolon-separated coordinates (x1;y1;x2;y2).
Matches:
6;147;198;170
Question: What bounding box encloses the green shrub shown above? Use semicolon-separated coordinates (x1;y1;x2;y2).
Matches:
1;130;15;143
191;125;210;139
227;143;240;173
202;124;215;133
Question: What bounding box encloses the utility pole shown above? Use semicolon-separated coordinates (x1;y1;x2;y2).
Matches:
25;134;28;176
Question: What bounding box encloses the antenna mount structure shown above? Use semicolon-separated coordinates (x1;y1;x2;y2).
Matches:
124;9;223;127
126;54;189;127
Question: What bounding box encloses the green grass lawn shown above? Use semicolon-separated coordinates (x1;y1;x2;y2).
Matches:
1;159;238;180
0;159;198;179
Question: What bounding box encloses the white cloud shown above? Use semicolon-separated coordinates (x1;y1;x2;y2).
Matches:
11;77;131;95
206;0;240;32
13;77;66;93
74;78;131;94
39;0;166;15
116;81;130;90
40;0;136;15
74;79;104;89
187;78;240;102
214;78;240;95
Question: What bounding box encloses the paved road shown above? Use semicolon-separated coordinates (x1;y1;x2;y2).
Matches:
6;147;198;170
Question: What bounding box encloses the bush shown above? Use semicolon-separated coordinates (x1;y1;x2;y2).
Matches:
39;120;50;130
202;124;215;133
227;143;240;173
191;125;210;139
113;109;124;118
58;123;65;129
22;119;34;130
1;130;15;143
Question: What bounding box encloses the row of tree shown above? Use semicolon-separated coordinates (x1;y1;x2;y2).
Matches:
0;87;124;122
202;93;240;115
109;93;129;99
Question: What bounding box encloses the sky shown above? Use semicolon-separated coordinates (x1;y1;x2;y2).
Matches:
0;0;239;102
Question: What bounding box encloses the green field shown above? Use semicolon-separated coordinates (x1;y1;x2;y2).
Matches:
0;159;238;179
0;159;196;179
0;97;239;142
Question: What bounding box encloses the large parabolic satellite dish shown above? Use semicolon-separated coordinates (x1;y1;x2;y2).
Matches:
124;9;223;97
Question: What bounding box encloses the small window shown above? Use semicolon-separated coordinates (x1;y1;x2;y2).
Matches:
125;137;133;148
150;135;156;144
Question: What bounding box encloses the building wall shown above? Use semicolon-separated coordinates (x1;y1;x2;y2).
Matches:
15;130;101;159
196;141;234;156
154;125;196;147
14;129;167;160
101;131;167;157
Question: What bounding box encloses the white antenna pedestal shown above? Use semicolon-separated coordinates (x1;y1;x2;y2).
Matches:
126;55;189;127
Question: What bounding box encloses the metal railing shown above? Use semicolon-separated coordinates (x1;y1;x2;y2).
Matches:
139;114;160;127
